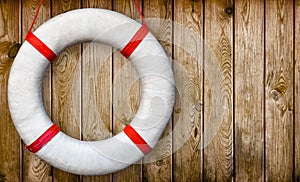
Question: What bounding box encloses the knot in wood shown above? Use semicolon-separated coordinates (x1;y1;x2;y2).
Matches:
174;108;181;114
270;90;280;101
156;159;163;166
8;42;21;59
195;101;202;112
0;173;5;182
224;6;233;15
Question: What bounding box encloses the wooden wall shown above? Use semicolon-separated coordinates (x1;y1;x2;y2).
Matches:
0;0;299;181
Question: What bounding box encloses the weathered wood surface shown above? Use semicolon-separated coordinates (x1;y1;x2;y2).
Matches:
204;0;233;181
265;0;294;181
234;0;264;181
0;0;299;181
296;1;300;181
173;0;203;181
0;1;21;182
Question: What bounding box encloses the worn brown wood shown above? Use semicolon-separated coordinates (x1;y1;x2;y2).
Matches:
265;0;294;181
81;0;112;182
0;1;21;182
51;0;81;181
142;0;173;181
173;0;203;181
204;0;233;181
1;0;300;181
21;0;52;181
234;0;264;181
112;0;143;181
296;1;300;181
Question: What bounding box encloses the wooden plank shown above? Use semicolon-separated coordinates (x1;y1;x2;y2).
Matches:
0;1;21;182
21;0;52;181
81;0;112;181
203;0;233;181
173;0;203;181
51;0;81;181
265;0;294;181
112;0;142;181
296;0;300;180
234;0;264;181
142;0;173;181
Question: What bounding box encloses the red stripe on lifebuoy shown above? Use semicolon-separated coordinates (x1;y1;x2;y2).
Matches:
25;124;60;153
121;24;149;58
124;125;152;154
25;32;57;62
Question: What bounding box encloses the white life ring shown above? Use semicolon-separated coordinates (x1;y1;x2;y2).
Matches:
8;9;175;175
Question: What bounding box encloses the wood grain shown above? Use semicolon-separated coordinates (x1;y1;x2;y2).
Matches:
21;0;52;181
173;0;203;181
204;0;233;181
0;1;299;181
112;0;143;181
234;0;264;181
142;0;173;181
296;0;300;180
51;0;81;181
265;0;294;181
0;1;21;181
81;0;112;182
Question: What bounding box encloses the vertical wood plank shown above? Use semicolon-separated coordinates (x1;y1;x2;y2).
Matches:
234;0;264;181
204;0;233;181
81;0;112;182
142;0;173;181
0;1;21;182
265;0;294;181
173;0;203;181
112;0;142;181
296;0;300;180
21;0;52;181
51;0;81;181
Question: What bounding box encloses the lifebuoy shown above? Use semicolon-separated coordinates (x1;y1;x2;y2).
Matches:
8;9;175;175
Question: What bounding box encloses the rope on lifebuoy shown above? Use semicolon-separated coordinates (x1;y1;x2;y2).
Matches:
124;125;152;154
25;123;60;153
25;32;57;62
